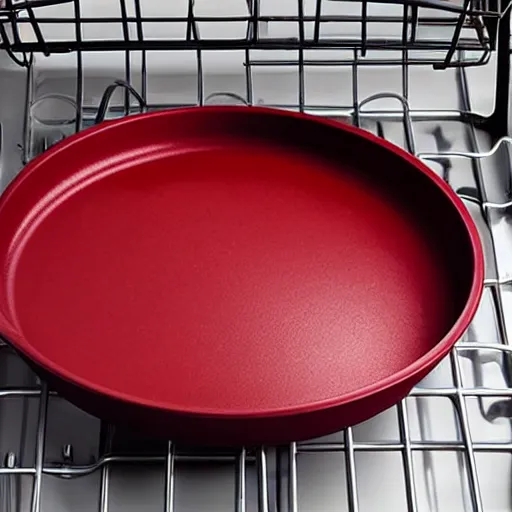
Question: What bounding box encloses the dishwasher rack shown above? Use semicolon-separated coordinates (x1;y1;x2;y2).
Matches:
1;1;512;511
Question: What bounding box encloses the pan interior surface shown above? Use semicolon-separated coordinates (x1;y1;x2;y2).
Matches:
3;110;475;415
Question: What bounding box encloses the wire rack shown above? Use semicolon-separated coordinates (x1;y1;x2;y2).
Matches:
0;0;510;69
1;1;512;511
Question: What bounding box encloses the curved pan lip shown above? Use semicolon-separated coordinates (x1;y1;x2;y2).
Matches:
0;106;485;419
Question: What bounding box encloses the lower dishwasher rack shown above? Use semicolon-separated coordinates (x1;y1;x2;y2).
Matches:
1;39;512;512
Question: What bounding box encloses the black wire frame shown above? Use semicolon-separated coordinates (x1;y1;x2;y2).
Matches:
0;0;508;69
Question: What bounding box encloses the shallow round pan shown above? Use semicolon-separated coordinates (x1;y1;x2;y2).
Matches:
0;107;483;445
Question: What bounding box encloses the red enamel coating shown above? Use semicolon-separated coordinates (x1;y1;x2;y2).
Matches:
0;107;483;444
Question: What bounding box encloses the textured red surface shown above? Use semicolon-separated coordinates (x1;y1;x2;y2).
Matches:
0;107;483;444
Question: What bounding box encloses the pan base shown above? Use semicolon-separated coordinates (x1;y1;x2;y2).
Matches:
11;134;454;415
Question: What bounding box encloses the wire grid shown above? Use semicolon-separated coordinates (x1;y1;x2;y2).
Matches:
0;17;512;512
0;0;505;69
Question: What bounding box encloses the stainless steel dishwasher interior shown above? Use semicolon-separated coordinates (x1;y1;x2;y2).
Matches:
0;1;512;511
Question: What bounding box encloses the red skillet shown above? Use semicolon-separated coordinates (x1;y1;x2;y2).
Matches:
0;107;483;445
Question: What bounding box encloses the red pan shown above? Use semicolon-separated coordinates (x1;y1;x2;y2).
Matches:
0;107;483;445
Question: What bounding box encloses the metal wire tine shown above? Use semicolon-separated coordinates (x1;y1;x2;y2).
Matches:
133;0;146;110
133;0;143;42
361;1;368;57
205;92;249;105
186;0;193;41
94;80;145;124
235;448;247;512
0;388;51;398
22;452;243;478
1;453;17;512
26;6;49;56
0;23;29;68
5;0;74;8
397;401;418;512
352;50;360;127
402;48;409;102
251;0;260;42
358;92;416;155
455;342;512;353
119;0;129;43
186;0;199;42
288;443;298;512
436;0;471;69
99;425;114;512
483;198;512;209
0;37;491;67
299;440;512;453
344;427;359;512
485;276;512;286
123;55;131;116
257;447;269;512
410;5;418;42
141;49;147;111
245;49;253;105
30;382;49;512
298;0;305;112
401;2;409;49
6;0;22;47
164;441;176;512
449;350;484;512
418;135;512;161
5;5;34;68
21;60;33;164
449;47;492;69
401;4;410;102
412;387;512;397
73;0;82;132
247;57;427;67
119;0;131;116
197;49;203;106
490;284;510;346
313;0;322;42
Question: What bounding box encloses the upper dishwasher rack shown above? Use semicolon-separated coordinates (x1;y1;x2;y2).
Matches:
0;0;510;69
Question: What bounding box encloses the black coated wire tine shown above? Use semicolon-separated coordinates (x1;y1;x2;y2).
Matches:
73;0;82;132
361;0;368;57
436;0;472;69
410;5;418;43
119;0;130;43
253;0;260;42
313;0;322;42
0;23;28;67
402;1;409;48
134;0;143;42
119;0;131;117
298;0;305;112
6;0;22;48
26;6;49;56
133;0;146;108
245;48;253;105
0;0;498;69
197;48;203;106
186;0;199;42
352;49;360;127
402;4;410;103
94;79;145;124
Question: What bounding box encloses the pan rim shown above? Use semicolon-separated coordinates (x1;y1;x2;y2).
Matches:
0;106;484;419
